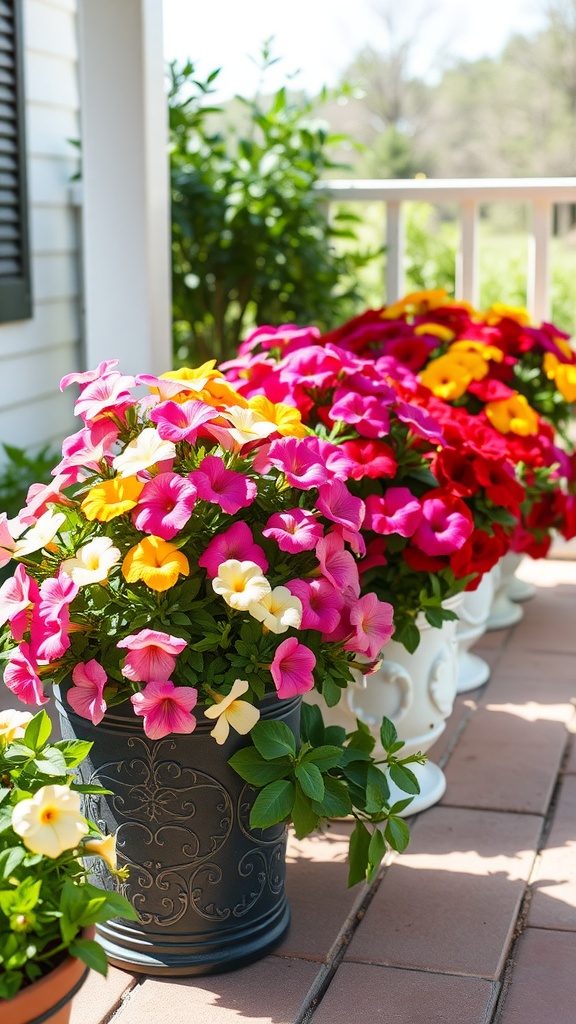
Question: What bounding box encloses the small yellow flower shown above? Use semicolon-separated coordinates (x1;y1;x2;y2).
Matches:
0;709;33;745
123;536;190;592
450;339;504;363
482;303;531;326
12;785;89;858
413;322;455;342
82;476;143;522
419;354;474;400
221;406;278;445
84;832;118;872
248;395;308;437
112;428;176;477
543;352;576;403
212;560;271;610
248;586;303;634
61;536;121;585
382;289;449;319
485;393;539;436
204;679;260;745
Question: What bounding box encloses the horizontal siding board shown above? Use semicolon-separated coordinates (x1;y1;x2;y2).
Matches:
28;154;77;203
29;204;76;252
0;297;79;357
32;251;78;301
24;0;77;61
26;103;78;158
0;342;77;409
25;50;78;107
0;388;75;448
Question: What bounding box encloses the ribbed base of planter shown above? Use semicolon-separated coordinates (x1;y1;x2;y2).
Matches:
97;901;291;976
508;576;537;602
486;598;523;631
456;651;491;694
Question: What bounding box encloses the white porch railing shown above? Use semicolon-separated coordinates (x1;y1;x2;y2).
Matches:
316;178;576;321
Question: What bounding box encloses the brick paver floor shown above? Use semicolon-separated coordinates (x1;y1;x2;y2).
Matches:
13;556;576;1023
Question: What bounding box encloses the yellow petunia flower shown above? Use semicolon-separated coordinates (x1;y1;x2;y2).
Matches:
82;476;143;522
247;395;308;438
543;352;576;403
482;303;531;327
84;832;118;872
450;339;504;363
382;289;449;320
485;393;539;436
413;322;455;342
204;679;260;745
122;536;189;592
419;354;475;400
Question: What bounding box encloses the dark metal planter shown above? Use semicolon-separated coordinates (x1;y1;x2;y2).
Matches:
55;686;301;976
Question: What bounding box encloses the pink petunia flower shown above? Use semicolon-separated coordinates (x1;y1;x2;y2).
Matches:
364;488;423;538
31;571;79;662
118;629;188;683
340;439;398;481
60;360;119;391
306;437;356;482
73;373;136;425
132;473;197;540
286;578;343;633
315;480;365;533
67;660;108;725
189;455;257;514
4;644;47;705
0;564;40;639
131;680;198;739
346;593;395;660
270;637;316;699
199;522;268;578
0;512;15;566
20;475;75;525
255;437;329;490
412;491;474;556
262;509;322;554
394;400;445;442
329;392;390;438
316;533;361;598
149;399;216;443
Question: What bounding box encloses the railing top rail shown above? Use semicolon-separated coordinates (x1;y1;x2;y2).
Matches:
316;178;576;203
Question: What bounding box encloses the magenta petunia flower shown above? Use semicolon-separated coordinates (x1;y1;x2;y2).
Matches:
0;564;40;639
365;488;423;538
4;644;47;705
270;637;316;699
30;570;79;662
73;373;136;425
329;392;390;438
67;660;108;725
260;437;329;490
394;400;445;442
60;360;119;391
189;455;257;514
149;399;216;443
262;509;322;554
131;680;198;739
346;593;395;660
412;491;474;555
118;629;188;683
286;578;343;633
199;521;268;578
316;533;361;597
306;437;356;482
315;480;365;533
132;473;197;540
0;512;15;567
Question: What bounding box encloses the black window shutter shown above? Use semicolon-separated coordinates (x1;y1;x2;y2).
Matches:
0;0;31;323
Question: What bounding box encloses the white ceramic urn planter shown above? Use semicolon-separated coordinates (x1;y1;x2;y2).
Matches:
502;551;537;603
455;570;496;694
486;554;524;631
307;597;462;816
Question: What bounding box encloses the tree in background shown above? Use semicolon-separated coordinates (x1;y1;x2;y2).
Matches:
169;48;376;365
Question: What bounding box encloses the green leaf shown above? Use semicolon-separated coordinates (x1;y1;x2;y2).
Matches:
32;748;68;776
311;775;352;818
69;938;109;976
324;725;347;747
228;747;292;786
295;762;324;802
0;846;25;879
54;740;94;768
23;711;52;751
365;764;390;814
300;745;342;772
322;675;343;707
346;720;376;754
379;718;398;751
367;827;386;882
291;782;320;840
395;621;421;654
249;779;295;829
389;764;420;796
384;816;411;853
348;820;371;888
250;721;296;760
300;702;324;747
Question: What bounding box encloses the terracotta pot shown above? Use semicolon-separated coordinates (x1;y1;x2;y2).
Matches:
6;952;88;1024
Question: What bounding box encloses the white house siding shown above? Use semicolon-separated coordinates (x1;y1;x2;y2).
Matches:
0;0;80;452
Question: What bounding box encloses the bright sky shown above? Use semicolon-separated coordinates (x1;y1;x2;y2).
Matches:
163;0;545;99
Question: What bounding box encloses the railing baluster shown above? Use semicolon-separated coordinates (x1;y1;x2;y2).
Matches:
456;200;479;307
385;201;404;304
528;200;552;323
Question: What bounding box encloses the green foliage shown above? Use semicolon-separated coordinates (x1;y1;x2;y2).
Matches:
229;703;426;888
168;48;376;364
0;444;59;520
0;711;136;998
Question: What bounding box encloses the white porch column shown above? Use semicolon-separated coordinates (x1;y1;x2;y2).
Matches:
78;0;171;375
